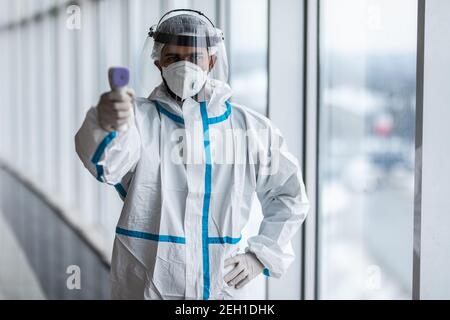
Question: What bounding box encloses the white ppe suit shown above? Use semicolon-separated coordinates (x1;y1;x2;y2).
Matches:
75;79;309;300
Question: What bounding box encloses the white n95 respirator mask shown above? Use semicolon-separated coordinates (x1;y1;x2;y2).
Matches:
162;61;208;100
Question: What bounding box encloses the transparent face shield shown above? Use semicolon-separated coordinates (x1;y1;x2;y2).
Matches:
139;9;229;102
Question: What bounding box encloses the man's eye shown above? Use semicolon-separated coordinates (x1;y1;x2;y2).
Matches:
166;56;181;63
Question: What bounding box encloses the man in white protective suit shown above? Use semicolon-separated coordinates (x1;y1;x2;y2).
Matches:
75;9;309;300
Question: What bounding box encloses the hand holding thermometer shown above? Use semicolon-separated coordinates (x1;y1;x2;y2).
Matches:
108;67;133;132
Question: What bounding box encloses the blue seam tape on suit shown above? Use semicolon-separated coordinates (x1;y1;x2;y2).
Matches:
208;101;232;124
208;236;242;244
154;101;185;124
200;101;212;300
116;227;186;244
116;227;238;246
91;131;117;164
92;132;128;198
114;183;128;198
91;131;117;182
95;164;104;182
153;100;232;126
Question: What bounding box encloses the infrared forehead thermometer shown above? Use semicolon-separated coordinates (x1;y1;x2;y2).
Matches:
108;67;133;132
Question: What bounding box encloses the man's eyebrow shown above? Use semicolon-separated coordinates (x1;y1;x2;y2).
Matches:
164;51;204;57
164;53;182;57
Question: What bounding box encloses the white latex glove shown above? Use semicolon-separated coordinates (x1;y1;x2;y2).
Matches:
97;88;135;132
224;253;265;289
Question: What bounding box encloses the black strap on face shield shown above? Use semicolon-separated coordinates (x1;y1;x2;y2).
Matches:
155;9;217;30
148;9;224;48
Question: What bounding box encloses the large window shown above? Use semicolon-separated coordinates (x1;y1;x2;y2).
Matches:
229;0;269;116
318;0;418;299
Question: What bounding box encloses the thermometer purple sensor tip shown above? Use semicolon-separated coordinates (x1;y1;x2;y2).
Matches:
109;67;130;89
108;67;132;132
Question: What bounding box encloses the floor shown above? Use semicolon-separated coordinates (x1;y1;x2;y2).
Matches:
0;210;46;300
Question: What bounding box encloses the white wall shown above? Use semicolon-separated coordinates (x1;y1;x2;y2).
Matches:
268;0;305;300
418;0;450;300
